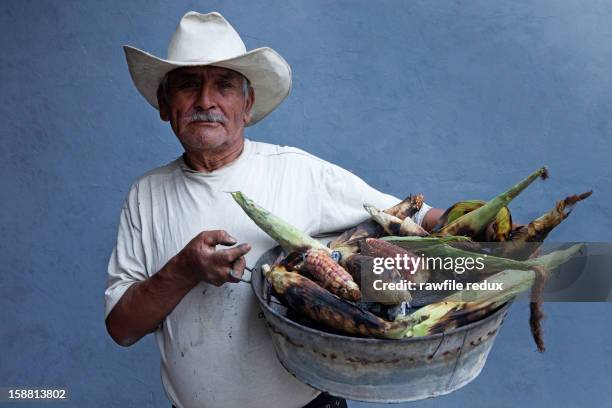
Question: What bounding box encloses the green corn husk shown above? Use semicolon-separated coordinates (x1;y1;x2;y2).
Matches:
434;200;513;242
332;233;466;266
393;243;585;339
437;167;548;237
436;200;488;227
385;237;580;276
381;236;473;244
385;239;526;274
231;191;329;254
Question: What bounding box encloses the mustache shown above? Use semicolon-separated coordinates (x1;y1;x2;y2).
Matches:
186;111;226;124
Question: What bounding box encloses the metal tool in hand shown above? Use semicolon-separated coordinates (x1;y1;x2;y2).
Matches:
229;266;254;283
230;251;340;285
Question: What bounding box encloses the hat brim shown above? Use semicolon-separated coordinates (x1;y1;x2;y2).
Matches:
123;45;292;126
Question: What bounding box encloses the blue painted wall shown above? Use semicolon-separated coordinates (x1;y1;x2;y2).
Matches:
1;0;611;406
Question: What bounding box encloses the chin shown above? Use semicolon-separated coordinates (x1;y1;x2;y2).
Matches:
180;132;227;151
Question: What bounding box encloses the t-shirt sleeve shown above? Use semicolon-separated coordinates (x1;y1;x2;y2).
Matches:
317;162;432;235
104;183;148;319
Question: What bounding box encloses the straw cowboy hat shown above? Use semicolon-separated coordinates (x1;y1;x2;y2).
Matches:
124;11;292;126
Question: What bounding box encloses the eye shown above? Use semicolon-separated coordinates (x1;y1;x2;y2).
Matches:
218;80;234;89
178;80;199;89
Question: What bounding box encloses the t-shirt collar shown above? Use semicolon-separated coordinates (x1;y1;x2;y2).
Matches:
178;139;253;177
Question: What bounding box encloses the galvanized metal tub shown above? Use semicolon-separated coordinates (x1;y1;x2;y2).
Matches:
253;246;510;403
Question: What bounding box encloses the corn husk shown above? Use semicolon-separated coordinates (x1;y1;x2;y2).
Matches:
436;167;548;237
231;191;329;254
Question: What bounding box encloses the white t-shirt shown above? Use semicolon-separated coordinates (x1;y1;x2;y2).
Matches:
104;139;431;408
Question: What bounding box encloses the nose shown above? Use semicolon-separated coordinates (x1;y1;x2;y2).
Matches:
195;82;217;111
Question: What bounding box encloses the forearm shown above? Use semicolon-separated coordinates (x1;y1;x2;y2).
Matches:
105;255;197;346
421;207;444;232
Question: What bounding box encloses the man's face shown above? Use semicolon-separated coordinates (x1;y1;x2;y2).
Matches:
158;66;254;152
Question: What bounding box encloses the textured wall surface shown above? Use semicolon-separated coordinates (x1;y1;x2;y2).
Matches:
1;0;611;407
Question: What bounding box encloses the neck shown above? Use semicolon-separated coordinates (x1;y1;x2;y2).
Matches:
183;138;246;172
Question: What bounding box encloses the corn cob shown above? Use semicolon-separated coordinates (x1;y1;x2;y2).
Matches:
364;204;429;237
362;238;417;260
400;244;584;348
343;253;412;305
436;167;548;237
263;264;414;338
385;193;425;220
332;243;363;267
360;238;425;282
329;194;425;251
386;237;581;278
344;254;370;284
387;239;525;274
299;248;362;301
405;266;551;350
363;238;475;306
330;225;380;266
434;200;513;242
404;268;538;337
329;220;383;250
231;191;362;300
500;191;593;260
231;191;329;254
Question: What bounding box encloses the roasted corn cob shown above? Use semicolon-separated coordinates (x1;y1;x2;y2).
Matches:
343;253;412;305
264;264;414;339
299;248;362;301
364;204;429;237
401;244;584;350
329;220;383;252
434;200;513;242
360;238;425;282
500;191;592;259
436;167;548;237
329;194;425;251
385;193;425;220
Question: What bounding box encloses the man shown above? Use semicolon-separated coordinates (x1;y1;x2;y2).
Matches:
104;11;442;408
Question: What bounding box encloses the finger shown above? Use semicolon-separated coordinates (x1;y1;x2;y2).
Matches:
201;230;237;247
226;256;246;283
232;256;247;278
226;267;240;283
217;243;251;263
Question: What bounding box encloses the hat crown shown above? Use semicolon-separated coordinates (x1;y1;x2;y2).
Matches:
167;11;246;62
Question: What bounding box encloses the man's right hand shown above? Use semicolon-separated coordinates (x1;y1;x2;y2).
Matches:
175;230;251;286
106;230;251;347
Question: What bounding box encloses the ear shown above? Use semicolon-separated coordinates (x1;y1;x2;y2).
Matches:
157;85;170;122
243;87;255;124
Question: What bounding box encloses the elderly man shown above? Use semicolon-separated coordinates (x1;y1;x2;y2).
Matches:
105;11;442;408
